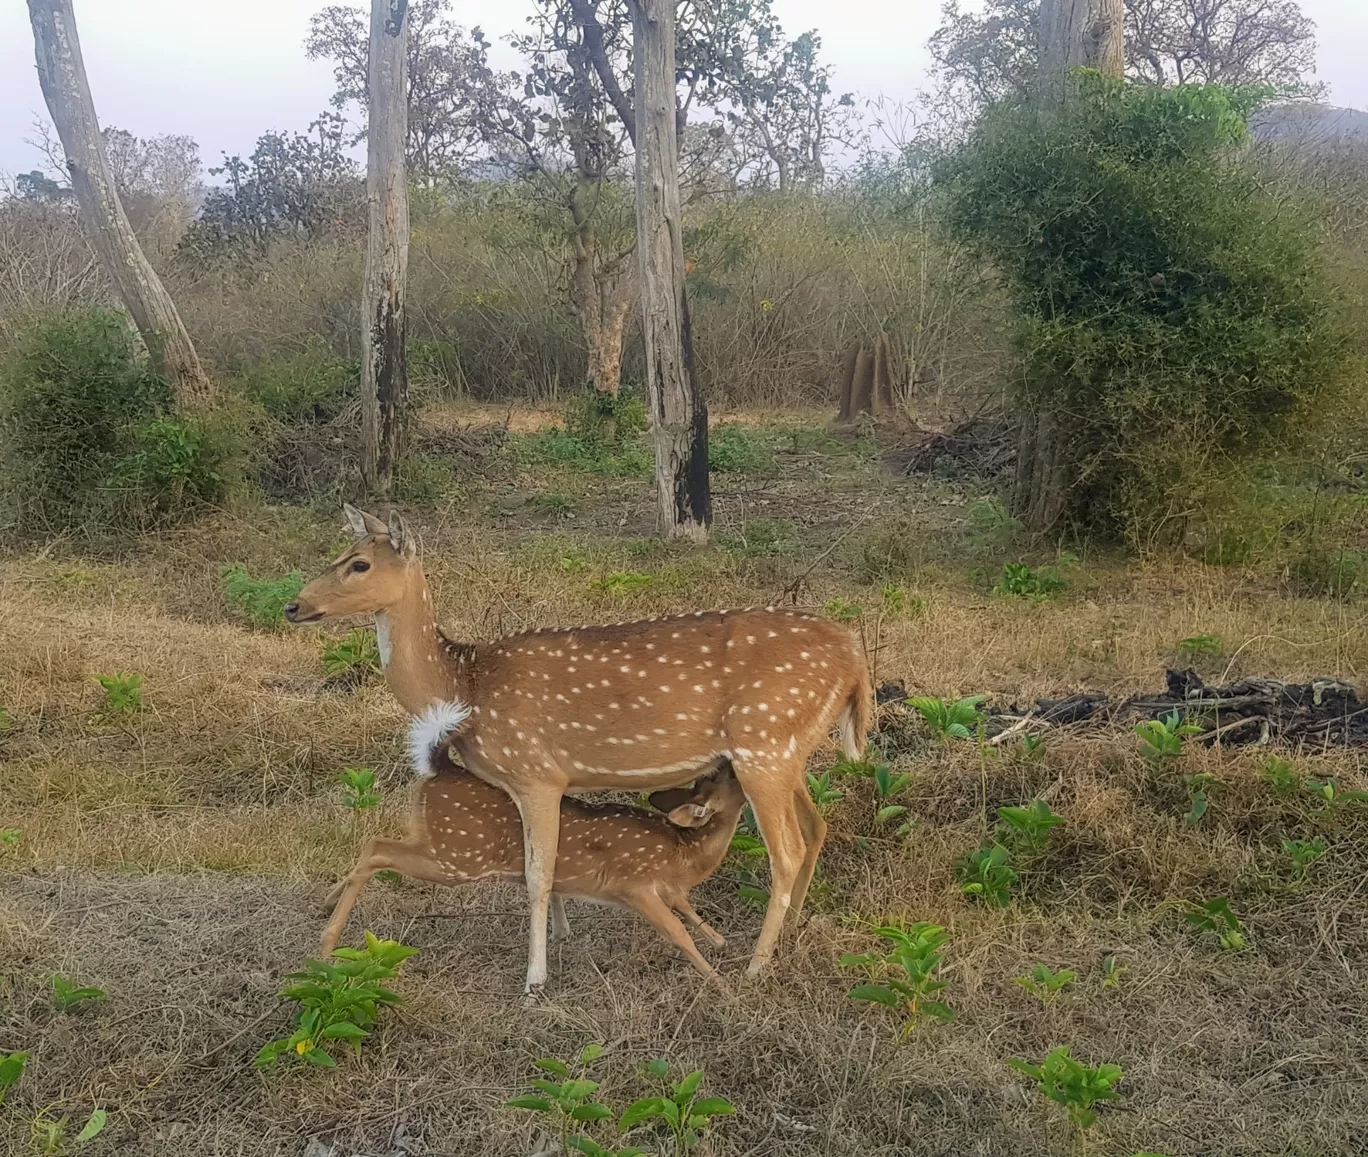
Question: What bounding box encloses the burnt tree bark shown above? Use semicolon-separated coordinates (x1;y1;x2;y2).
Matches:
631;0;710;541
1013;0;1123;532
360;0;411;495
27;0;213;408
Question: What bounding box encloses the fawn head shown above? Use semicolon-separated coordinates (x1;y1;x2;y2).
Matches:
648;763;744;829
285;504;418;624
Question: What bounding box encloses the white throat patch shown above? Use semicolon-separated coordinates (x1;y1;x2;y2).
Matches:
407;699;471;779
374;611;393;668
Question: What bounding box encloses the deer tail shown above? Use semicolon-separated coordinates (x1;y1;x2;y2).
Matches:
838;647;874;761
406;699;471;778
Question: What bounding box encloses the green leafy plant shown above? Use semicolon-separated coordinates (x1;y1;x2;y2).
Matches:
339;767;382;812
1134;710;1201;767
30;1108;108;1155
997;798;1064;853
618;1057;736;1154
1009;1046;1124;1135
727;832;768;860
593;571;655;595
806;769;843;812
708;422;772;473
0;1050;26;1104
507;1044;627;1155
1177;633;1223;659
1015;963;1077;1003
1;829;21;848
51;975;106;1013
868;762;913;834
1259;755;1301;795
1180;771;1219;825
255;932;417;1068
1100;956;1127;991
994;557;1074;598
822;596;863;623
1185;897;1246;951
909;694;987;741
1304;777;1368;818
221;565;304;630
841;922;954;1038
957;843;1017;907
1019;733;1046;761
1283;836;1328;875
322;628;381;681
96;672;142;714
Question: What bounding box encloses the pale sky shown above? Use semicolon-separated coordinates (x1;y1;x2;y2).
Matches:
2;0;1365;178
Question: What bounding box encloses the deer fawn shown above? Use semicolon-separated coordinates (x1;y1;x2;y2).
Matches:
322;737;744;978
286;505;871;993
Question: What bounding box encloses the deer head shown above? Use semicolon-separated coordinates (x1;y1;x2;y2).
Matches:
284;504;419;624
648;764;744;829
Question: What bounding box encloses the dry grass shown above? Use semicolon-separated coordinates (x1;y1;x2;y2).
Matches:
3;407;1368;1155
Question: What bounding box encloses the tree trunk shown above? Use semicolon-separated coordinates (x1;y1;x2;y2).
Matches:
360;0;411;496
1015;0;1123;531
632;0;710;541
27;0;212;408
1038;0;1124;98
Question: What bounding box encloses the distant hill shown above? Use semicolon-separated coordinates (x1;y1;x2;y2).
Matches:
1250;104;1368;145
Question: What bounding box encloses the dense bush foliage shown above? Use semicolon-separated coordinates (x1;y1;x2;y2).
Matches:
0;309;237;534
941;74;1355;538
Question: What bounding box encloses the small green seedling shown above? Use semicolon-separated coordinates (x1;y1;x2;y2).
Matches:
339;767;382;812
1283;836;1328;875
1100;956;1127;991
727;832;768;860
1259;755;1301;795
1181;771;1219;825
31;1108;107;1155
96;672;143;714
1177;633;1223;659
841;922;954;1038
0;1050;26;1104
997;798;1064;853
958;843;1016;907
1134;710;1200;767
1015;963;1076;1003
872;763;913;834
1;829;21;848
1009;1046;1124;1134
255;932;417;1067
994;560;1071;598
1019;733;1047;761
322;628;381;681
51;975;106;1013
1304;777;1368;818
593;571;655;595
909;694;987;741
618;1058;736;1155
508;1044;622;1155
806;769;843;812
1185;897;1246;951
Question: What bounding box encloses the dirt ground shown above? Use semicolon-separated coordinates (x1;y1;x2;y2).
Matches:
3;407;1367;1156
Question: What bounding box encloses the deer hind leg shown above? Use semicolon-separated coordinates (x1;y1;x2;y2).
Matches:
676;896;726;948
550;895;572;943
630;890;721;980
788;783;829;922
735;763;809;977
514;785;564;994
320;837;450;957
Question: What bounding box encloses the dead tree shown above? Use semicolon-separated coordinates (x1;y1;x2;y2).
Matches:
1014;0;1123;531
360;0;411;495
27;0;212;408
834;332;906;428
632;0;710;541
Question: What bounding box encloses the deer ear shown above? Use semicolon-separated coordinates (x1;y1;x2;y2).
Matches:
344;504;388;538
666;801;715;829
648;786;695;814
387;510;417;559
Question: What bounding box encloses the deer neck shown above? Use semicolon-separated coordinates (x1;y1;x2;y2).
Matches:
374;573;472;716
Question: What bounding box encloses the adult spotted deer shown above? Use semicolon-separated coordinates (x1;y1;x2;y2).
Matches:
286;505;871;992
322;740;744;978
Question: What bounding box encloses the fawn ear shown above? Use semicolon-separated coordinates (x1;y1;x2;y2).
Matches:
344;504;387;538
648;786;695;814
386;510;417;559
666;801;716;829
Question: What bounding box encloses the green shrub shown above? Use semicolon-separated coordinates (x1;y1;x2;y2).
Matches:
230;338;358;422
222;564;304;629
0;308;236;533
709;423;773;473
941;75;1353;540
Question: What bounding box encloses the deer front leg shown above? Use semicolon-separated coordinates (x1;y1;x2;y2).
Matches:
737;771;806;977
515;786;564;994
550;895;572;943
676;897;726;948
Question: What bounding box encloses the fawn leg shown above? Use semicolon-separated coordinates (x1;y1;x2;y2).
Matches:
320;837;448;956
676;897;726;948
788;783;829;922
631;891;721;980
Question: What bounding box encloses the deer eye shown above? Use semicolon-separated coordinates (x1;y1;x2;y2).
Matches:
350;559;371;573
